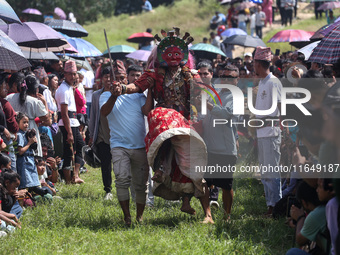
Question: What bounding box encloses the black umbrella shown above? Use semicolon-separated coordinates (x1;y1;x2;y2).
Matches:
45;19;88;38
223;35;266;48
289;41;313;49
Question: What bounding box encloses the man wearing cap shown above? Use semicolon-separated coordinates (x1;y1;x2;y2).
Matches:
253;46;282;216
55;60;85;184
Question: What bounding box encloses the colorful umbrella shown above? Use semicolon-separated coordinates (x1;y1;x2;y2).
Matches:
22;50;59;60
267;30;314;43
220;28;247;38
54;7;66;20
190;43;226;60
317;1;340;11
45;19;88;38
310;24;331;41
223;34;266;47
0;30;31;70
126;50;151;62
22;8;42;16
102;45;136;59
127;32;154;43
59;33;102;57
0;22;70;52
309;23;340;64
0;0;22;24
321;20;340;36
297;41;320;60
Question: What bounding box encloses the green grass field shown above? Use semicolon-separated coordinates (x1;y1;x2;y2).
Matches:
1;138;296;255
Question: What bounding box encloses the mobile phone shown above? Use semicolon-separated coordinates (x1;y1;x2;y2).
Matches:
275;49;280;56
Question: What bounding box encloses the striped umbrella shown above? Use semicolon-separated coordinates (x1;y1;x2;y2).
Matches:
0;30;31;70
309;23;340;64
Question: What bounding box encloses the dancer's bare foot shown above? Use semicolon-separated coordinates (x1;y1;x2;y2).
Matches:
72;177;84;184
200;216;214;224
180;203;196;215
136;216;143;223
151;169;163;183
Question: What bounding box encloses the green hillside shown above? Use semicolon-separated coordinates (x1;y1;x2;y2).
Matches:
84;0;225;52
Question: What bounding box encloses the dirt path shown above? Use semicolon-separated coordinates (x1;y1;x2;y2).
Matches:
232;3;315;57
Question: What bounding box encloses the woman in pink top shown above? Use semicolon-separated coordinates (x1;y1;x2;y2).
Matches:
73;74;86;115
262;0;273;27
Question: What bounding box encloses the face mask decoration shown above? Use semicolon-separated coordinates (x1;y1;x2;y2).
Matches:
155;28;194;67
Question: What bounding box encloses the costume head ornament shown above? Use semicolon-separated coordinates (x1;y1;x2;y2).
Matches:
154;27;193;67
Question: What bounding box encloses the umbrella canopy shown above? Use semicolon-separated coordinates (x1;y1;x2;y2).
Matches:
310;24;331;41
317;1;340;10
54;7;66;20
236;2;256;11
126;50;151;62
127;32;154;44
45;19;88;38
220;0;241;5
0;22;70;52
0;0;22;24
221;28;247;38
190;43;226;60
102;45;136;59
60;33;102;58
22;50;59;60
289;40;313;49
321;20;340;37
22;8;42;16
223;34;266;47
268;30;314;43
0;30;31;70
297;41;320;60
309;23;340;64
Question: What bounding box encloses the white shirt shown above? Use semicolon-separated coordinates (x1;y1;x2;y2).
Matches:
55;81;80;127
255;72;282;138
42;85;57;112
81;68;94;103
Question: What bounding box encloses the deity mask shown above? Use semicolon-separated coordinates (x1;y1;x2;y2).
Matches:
155;28;194;67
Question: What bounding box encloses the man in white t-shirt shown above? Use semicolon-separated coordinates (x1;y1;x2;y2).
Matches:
253;47;282;216
55;60;85;184
81;68;95;120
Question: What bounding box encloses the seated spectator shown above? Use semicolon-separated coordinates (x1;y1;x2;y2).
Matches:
34;156;56;197
142;0;152;12
0;153;11;170
0;169;23;236
287;181;328;255
40;132;60;184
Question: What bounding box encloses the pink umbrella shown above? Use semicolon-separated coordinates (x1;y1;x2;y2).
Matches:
22;8;42;15
267;30;314;43
54;7;66;20
317;2;340;11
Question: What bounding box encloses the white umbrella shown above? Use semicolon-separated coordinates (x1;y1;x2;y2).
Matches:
297;41;320;60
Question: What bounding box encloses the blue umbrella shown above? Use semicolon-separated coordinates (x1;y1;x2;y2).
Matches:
190;43;226;60
221;28;247;38
0;30;31;70
102;45;136;59
59;33;102;57
0;0;22;24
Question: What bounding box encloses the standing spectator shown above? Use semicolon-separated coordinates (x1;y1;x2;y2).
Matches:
47;60;63;83
7;75;51;157
55;60;84;184
142;0;152;12
203;65;239;221
278;0;286;26
34;67;57;113
327;10;336;24
210;32;221;49
88;66;113;200
250;10;256;37
262;0;273;27
81;67;95;121
227;4;236;28
253;47;282;216
8;72;24;95
237;10;248;33
255;6;266;39
284;0;295;26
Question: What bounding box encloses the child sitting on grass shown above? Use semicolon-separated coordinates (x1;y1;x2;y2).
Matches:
35;156;56;198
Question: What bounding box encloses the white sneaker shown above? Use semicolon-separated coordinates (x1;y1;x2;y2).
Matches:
104;192;113;201
209;200;220;209
0;231;7;237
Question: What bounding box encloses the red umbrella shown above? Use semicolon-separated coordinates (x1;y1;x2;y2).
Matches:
317;1;340;11
267;30;314;43
127;32;154;44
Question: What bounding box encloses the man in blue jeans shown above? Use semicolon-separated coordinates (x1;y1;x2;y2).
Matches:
253;46;282;216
